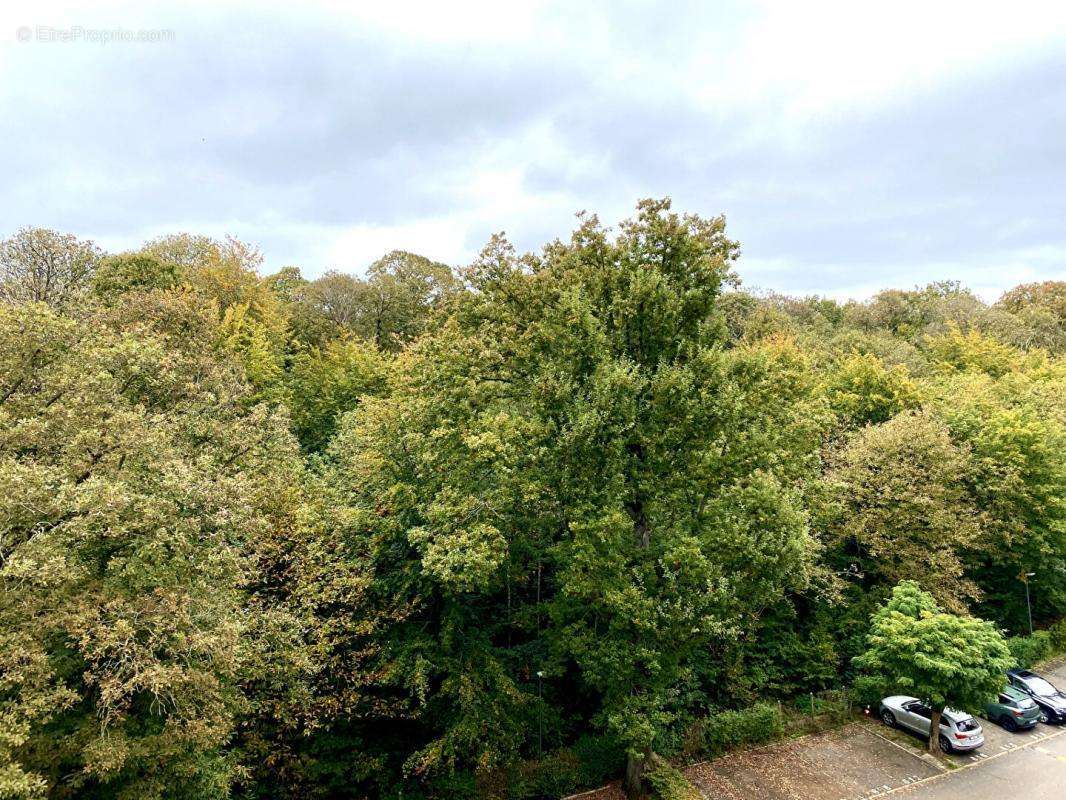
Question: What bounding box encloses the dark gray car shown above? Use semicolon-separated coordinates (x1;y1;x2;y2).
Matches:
1007;669;1066;723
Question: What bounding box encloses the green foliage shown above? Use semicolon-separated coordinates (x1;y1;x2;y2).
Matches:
312;200;819;798
1006;632;1055;668
846;281;984;342
92;253;177;296
0;227;101;308
823;352;921;426
995;281;1065;352
1051;620;1066;651
285;338;390;451
0;298;305;799
645;759;702;800
930;368;1066;631
926;324;1025;378
292;251;459;351
700;704;784;756
0;211;1063;799
826;412;982;610
854;582;1013;725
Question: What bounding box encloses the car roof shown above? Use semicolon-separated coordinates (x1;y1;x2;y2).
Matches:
882;697;975;722
1002;686;1029;701
1008;668;1037;678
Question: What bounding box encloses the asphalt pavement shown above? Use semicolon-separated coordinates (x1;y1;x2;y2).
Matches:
899;727;1066;799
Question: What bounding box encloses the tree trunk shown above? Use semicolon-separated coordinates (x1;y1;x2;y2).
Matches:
928;708;943;755
623;746;653;799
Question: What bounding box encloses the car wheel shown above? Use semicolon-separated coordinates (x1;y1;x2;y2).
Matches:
939;735;953;754
880;710;896;727
1002;716;1018;732
1039;711;1049;724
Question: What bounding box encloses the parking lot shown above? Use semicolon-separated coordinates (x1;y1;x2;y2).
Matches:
690;656;1066;800
687;723;943;800
874;657;1066;767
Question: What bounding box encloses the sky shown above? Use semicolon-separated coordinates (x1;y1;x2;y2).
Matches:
1;1;1064;301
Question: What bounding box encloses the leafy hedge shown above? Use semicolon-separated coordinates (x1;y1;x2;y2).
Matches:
701;703;785;756
1007;620;1066;668
1051;619;1066;651
1007;631;1055;667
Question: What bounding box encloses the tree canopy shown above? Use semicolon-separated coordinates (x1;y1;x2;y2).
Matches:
0;206;1063;800
854;581;1013;753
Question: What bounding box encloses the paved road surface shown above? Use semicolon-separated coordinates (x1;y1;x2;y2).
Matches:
901;729;1066;799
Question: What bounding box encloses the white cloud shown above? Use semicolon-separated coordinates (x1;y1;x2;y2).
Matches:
1;0;1064;298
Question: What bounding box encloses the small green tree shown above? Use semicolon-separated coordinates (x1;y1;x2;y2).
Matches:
854;581;1012;754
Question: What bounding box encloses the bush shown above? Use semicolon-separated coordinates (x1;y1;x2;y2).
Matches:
488;736;624;800
572;733;626;788
646;758;702;800
701;703;784;756
503;751;582;800
1007;631;1054;667
1050;620;1066;652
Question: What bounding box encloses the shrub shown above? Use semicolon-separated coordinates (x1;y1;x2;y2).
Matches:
504;750;582;800
1049;620;1066;652
701;703;784;755
1007;631;1054;667
645;758;702;800
572;733;626;787
489;737;624;800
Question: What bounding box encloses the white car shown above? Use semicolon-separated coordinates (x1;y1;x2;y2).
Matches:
878;695;985;753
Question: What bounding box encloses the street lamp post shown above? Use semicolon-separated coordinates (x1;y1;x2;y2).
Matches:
1024;572;1035;636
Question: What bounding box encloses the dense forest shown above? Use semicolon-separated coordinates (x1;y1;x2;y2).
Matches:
1;200;1064;800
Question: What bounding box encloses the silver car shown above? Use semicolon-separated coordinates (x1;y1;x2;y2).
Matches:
878;695;985;753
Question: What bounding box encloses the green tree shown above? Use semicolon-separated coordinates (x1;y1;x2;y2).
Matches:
355;250;459;350
286;337;389;451
930;369;1066;630
846;281;984;342
926;324;1024;378
0;228;102;308
826;411;983;610
822;351;921;427
141;232;221;274
322;201;816;798
0;296;303;799
997;281;1066;332
854;581;1012;754
303;270;364;332
301;252;459;351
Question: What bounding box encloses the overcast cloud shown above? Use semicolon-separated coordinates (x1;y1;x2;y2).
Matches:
1;0;1064;299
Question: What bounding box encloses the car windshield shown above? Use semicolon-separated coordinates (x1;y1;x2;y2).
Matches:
1024;677;1059;695
956;718;980;732
1017;697;1037;709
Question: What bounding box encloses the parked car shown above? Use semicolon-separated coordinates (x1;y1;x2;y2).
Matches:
1007;669;1066;723
985;686;1041;731
878;696;984;753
